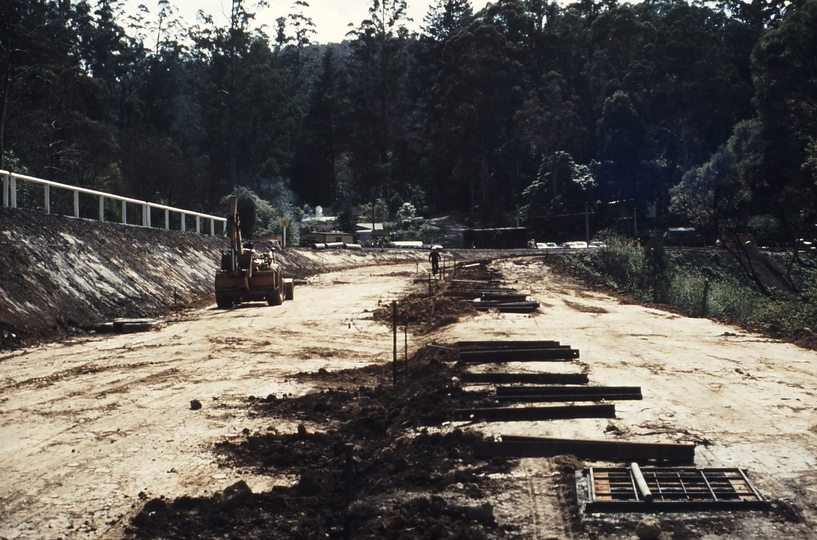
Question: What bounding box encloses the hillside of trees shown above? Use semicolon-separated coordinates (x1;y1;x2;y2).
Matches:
2;0;815;250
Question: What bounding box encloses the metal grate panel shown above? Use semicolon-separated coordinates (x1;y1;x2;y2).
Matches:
585;466;770;513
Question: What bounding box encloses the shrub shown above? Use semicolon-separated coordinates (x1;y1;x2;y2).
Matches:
580;236;817;332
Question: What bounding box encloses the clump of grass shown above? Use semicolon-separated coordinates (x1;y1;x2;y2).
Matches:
585;233;651;298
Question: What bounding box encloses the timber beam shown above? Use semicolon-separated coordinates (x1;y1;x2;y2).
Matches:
454;403;615;422
475;436;695;463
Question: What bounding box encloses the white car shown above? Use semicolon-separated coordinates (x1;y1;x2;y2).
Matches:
588;241;607;249
561;241;588;249
536;242;558;249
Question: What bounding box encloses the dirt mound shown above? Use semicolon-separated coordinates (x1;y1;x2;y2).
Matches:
125;351;515;539
371;294;479;333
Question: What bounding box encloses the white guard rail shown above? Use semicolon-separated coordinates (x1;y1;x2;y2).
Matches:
1;170;226;235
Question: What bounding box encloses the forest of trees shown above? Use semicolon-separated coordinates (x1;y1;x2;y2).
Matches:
2;0;815;247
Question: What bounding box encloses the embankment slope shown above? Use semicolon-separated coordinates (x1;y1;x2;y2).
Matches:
0;208;441;349
1;208;229;348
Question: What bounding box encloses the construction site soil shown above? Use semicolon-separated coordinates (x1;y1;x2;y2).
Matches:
2;208;817;540
128;350;516;540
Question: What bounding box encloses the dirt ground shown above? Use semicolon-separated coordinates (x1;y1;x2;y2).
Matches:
2;257;817;539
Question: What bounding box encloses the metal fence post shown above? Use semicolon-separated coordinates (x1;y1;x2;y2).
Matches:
210;218;215;236
10;176;17;208
2;173;7;207
165;208;170;230
181;213;186;232
122;200;127;224
73;189;80;218
45;185;50;214
700;279;710;318
392;301;397;386
99;195;105;222
196;215;201;234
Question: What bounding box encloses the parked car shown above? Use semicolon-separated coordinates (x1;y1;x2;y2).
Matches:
536;242;558;249
588;241;607;249
561;241;588;249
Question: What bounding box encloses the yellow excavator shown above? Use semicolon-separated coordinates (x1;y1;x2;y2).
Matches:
214;196;294;309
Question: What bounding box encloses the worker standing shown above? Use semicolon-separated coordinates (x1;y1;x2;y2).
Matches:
428;247;441;276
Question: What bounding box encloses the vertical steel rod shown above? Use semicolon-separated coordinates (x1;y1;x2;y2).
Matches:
45;185;50;214
392;301;397;386
700;279;710;318
700;469;718;501
344;442;354;506
99;195;105;222
738;468;764;501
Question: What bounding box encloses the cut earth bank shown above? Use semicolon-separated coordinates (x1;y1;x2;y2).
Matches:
0;206;489;349
0;207;816;539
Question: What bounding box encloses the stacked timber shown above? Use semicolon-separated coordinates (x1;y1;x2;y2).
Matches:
450;339;695;464
445;262;539;313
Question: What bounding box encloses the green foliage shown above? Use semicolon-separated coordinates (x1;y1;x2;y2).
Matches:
360;199;389;222
584;232;654;299
418;223;443;243
396;202;416;223
522;151;595;239
749;0;817;242
223;185;300;245
3;0;815;245
669;119;765;237
582;239;817;331
1;150;27;174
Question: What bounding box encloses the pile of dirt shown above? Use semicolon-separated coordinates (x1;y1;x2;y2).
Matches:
371;294;479;334
125;349;516;539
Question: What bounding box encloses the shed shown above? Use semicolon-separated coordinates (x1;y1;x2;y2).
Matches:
301;231;354;246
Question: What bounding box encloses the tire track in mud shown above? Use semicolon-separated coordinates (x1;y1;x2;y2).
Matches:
3;361;162;391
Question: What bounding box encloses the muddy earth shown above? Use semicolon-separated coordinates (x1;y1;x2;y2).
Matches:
1;217;817;539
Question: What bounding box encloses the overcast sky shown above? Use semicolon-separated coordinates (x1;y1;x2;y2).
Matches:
128;0;493;45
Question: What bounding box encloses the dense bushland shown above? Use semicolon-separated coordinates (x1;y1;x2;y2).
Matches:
3;0;815;249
